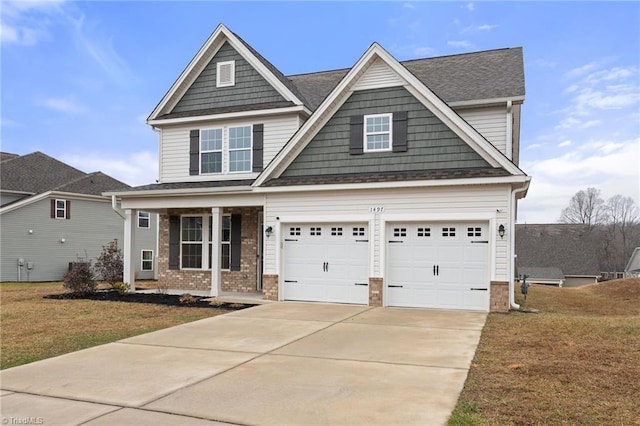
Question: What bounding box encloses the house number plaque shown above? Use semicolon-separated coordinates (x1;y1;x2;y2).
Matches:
369;206;385;213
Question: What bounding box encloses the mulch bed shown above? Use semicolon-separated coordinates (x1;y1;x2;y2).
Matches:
44;290;252;311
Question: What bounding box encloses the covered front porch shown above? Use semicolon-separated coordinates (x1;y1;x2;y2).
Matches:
122;205;267;299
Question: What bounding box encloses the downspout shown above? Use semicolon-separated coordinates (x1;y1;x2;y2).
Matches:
510;182;529;310
111;195;126;219
506;100;513;160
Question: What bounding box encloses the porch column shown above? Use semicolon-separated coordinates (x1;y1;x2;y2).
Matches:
210;207;221;297
123;209;136;291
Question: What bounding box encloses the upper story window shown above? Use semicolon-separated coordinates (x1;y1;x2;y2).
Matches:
364;113;392;152
138;211;150;228
216;61;235;87
51;199;70;219
201;128;223;173
229;126;252;172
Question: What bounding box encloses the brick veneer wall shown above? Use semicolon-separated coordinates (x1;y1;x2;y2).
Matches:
369;277;383;307
262;274;278;301
490;280;510;312
156;207;261;293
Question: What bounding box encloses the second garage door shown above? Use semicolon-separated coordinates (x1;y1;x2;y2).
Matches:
283;223;369;304
387;222;489;311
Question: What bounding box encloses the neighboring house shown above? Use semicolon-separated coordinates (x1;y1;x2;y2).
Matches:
106;24;530;312
0;152;157;282
625;247;640;277
515;224;601;287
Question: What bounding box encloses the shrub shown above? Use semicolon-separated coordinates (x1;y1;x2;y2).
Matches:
112;281;130;295
179;293;197;305
94;239;123;287
63;261;96;294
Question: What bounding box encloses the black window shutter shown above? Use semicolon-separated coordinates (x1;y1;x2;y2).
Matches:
168;216;180;270
189;130;200;175
252;124;264;172
230;213;242;271
50;199;55;218
392;111;408;153
66;200;71;219
349;115;364;155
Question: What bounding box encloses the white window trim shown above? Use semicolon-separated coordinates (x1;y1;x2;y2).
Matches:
141;249;154;271
228;125;253;174
363;113;393;152
220;214;231;270
216;60;235;87
180;215;207;270
200;125;253;175
55;199;66;219
137;211;150;228
200;128;223;175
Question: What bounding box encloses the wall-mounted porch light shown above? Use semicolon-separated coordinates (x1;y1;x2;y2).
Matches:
498;224;505;239
265;226;273;238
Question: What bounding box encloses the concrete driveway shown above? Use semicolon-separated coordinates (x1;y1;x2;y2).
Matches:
0;302;486;426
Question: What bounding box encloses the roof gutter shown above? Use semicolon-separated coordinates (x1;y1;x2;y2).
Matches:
509;180;531;310
111;195;126;219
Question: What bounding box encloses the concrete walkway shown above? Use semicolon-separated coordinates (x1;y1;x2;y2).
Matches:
0;303;486;426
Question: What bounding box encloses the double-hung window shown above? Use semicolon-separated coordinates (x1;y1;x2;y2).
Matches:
201;128;223;174
206;215;231;270
138;211;150;228
228;126;252;172
55;199;66;219
364;113;392;152
181;216;203;269
141;250;154;271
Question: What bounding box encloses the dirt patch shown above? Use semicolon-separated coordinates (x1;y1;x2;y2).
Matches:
44;290;252;311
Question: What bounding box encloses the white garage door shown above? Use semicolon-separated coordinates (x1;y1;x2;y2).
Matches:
283;223;369;304
387;223;489;311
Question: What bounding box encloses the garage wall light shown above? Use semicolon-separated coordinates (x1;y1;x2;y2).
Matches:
265;226;273;238
498;224;505;239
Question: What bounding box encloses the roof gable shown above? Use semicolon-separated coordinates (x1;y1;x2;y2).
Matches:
255;43;524;186
148;24;307;122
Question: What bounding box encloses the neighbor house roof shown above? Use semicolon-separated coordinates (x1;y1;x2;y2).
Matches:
515;224;601;277
518;267;565;281
0;152;130;199
625;247;640;273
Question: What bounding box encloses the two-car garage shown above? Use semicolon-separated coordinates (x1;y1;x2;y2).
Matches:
282;221;490;311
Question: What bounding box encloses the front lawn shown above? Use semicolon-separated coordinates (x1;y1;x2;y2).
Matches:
450;278;640;425
0;282;227;370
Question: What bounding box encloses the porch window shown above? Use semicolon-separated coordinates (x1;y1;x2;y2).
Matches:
181;216;203;269
141;250;154;271
138;211;150;228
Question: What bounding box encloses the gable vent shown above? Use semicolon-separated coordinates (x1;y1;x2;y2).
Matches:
217;60;235;87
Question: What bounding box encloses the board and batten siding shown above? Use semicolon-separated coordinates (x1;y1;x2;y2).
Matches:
264;184;510;281
171;41;286;114
456;106;508;156
159;115;300;183
281;87;490;177
0;198;155;282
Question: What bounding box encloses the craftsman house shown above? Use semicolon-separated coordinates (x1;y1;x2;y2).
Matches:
107;24;530;312
1;152;157;282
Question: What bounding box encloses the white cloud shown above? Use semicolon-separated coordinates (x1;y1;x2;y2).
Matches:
0;117;21;127
1;0;66;46
519;137;640;223
525;143;543;150
558;140;571;147
402;3;415;9
462;24;498;33
61;151;158;187
36;96;86;114
413;46;435;56
447;40;473;48
463;3;475;12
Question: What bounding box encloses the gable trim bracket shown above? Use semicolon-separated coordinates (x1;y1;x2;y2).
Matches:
254;42;525;187
148;24;307;122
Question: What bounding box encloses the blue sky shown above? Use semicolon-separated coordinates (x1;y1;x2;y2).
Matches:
2;1;639;223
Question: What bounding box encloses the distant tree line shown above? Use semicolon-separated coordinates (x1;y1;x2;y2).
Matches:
559;187;640;272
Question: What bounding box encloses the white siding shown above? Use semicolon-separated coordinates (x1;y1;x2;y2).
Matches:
457;106;508;156
264;185;511;281
159;114;300;183
352;58;404;91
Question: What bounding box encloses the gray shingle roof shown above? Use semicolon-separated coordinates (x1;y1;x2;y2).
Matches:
262;167;510;187
0;152;130;196
287;47;525;111
518;267;565;281
515;224;601;277
125;179;255;192
0;152;20;162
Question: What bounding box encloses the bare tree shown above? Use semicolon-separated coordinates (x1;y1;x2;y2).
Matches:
559;187;606;230
606;195;640;268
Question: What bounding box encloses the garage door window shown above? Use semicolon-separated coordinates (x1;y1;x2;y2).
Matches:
393;228;407;237
310;227;322;236
442;227;456;237
353;227;365;236
331;227;343;236
467;227;482;237
289;227;301;236
417;227;431;237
